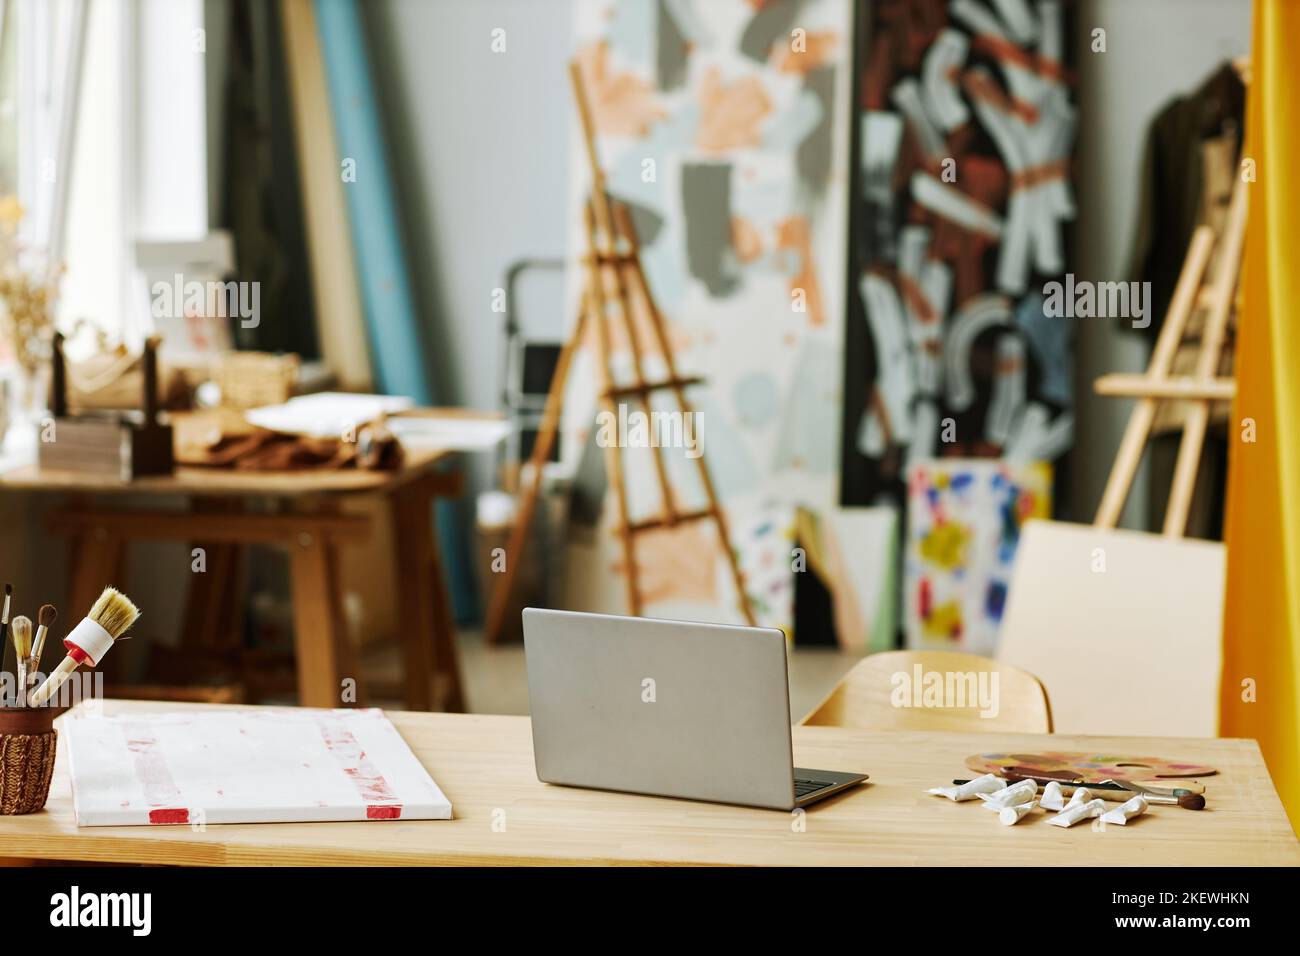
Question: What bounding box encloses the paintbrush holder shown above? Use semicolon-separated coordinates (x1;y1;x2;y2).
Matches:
0;706;60;814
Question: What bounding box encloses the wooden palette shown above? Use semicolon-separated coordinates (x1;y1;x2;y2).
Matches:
966;751;1218;783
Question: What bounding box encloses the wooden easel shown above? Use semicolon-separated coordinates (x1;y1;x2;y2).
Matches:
1093;178;1247;536
483;62;757;644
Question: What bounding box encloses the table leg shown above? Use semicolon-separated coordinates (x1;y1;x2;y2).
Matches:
391;484;435;711
389;475;465;712
427;499;465;712
181;500;245;654
289;525;361;708
68;528;127;620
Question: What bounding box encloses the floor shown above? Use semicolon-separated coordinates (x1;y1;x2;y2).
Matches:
432;630;862;718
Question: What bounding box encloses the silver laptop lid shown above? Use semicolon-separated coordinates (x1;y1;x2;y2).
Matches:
523;608;797;810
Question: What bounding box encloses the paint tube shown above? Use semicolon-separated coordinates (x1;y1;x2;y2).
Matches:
1100;795;1148;826
1064;786;1092;809
928;772;1006;801
1039;780;1067;811
999;800;1036;826
979;777;1038;809
1048;798;1107;827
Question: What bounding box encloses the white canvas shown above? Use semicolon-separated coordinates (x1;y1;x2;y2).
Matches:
62;707;451;826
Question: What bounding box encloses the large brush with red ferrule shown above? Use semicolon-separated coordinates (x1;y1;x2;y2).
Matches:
28;588;139;708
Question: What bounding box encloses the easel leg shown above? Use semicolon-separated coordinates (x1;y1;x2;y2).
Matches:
583;203;641;615
484;304;589;644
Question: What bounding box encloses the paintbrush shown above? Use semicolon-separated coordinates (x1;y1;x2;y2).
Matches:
951;776;1206;810
32;604;57;672
1;583;12;706
11;616;32;706
28;588;140;708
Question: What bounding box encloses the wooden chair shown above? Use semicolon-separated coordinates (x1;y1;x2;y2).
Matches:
800;650;1053;733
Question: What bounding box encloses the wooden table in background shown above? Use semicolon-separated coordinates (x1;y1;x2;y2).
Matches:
1;703;1295;866
0;449;466;712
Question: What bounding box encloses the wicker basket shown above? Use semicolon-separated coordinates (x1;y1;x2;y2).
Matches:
0;707;59;815
215;352;300;410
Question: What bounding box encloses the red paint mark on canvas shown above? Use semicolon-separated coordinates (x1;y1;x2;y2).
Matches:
122;723;185;817
319;718;401;813
366;805;402;820
149;807;189;825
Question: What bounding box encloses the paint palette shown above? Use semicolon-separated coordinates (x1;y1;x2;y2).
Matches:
62;706;452;826
966;751;1218;783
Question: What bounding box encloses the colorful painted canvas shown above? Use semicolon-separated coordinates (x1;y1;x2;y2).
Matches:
561;0;853;629
905;459;1051;654
840;0;1077;505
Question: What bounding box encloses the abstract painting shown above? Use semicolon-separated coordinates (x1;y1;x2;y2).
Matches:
840;0;1077;507
560;0;856;630
905;458;1051;654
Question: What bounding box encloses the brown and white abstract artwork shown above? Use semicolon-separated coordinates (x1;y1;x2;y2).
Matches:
561;0;856;630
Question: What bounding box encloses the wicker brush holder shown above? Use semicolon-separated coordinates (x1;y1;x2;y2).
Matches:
0;707;60;815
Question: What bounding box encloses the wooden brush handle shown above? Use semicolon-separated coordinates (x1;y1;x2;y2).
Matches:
28;657;78;708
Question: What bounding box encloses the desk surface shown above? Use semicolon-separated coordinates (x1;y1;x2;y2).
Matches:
2;703;1295;866
0;408;502;497
0;445;452;498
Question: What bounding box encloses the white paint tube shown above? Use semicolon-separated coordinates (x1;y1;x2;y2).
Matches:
1048;798;1107;827
928;772;1006;802
1100;795;1148;826
1039;780;1067;811
1065;786;1093;809
979;777;1039;809
999;800;1037;826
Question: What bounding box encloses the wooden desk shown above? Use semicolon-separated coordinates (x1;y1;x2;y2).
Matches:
2;703;1295;866
0;447;465;711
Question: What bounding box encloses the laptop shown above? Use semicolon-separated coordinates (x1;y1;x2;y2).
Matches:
523;608;868;810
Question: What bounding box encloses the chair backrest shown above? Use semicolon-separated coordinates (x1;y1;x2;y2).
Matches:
800;649;1052;733
997;519;1224;736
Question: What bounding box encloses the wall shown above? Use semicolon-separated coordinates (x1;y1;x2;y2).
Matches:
364;0;575;491
1069;0;1252;528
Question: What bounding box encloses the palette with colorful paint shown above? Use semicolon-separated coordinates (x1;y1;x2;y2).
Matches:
965;751;1218;784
